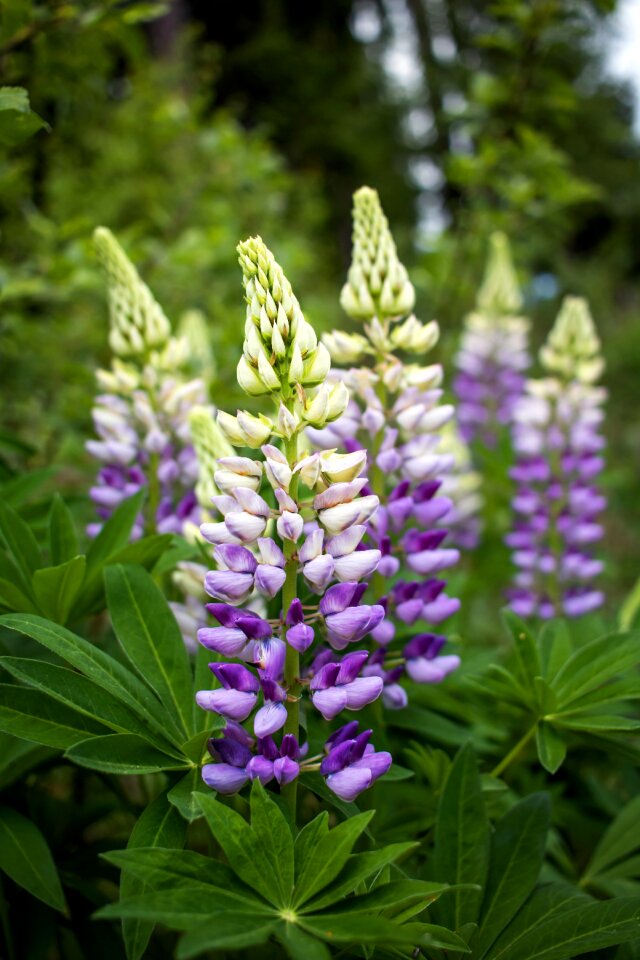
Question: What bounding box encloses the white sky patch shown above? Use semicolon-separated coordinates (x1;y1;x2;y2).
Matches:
603;0;640;131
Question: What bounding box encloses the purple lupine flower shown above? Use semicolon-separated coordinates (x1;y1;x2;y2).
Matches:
321;723;392;801
202;726;252;793
196;663;259;721
253;679;287;737
363;650;408;710
198;604;272;658
320;582;385;650
285;599;315;653
310;650;383;720
404;634;461;683
507;297;606;619
204;545;257;604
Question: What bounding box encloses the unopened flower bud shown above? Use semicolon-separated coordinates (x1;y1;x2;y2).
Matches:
94;227;170;358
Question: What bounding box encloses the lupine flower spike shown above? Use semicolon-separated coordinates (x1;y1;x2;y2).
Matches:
454;232;530;447
315;186;461;707
196;234;391;803
507;296;606;619
87;228;210;540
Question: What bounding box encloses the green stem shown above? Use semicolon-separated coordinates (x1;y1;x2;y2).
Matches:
281;429;300;819
146;450;161;535
490;724;536;779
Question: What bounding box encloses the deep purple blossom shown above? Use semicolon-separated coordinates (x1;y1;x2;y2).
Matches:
319;582;385;650
310;650;383;720
321;723;392;801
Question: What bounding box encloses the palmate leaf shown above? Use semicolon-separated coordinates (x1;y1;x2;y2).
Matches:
0;804;66;913
434;742;489;930
552;630;640;709
475;793;550;958
121;791;186;960
105;564;195;743
99;787;452;958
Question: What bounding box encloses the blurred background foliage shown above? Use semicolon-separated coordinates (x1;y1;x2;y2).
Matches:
0;0;638;607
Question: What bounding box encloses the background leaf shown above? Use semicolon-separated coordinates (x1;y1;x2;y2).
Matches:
0;805;66;912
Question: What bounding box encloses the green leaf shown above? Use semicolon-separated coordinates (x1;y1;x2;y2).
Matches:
475;793;551;958
0;735;55;790
329;879;452;915
0;614;171;742
553;631;640;708
299;915;452;947
535;723;566;773
48;495;79;566
0;657;178;752
489;895;640;960
584;796;640;882
176;915;276;958
619;576;640;631
105;564;194;741
0;683;109;748
0;498;42;589
121;791;186;960
249;781;295;906
554;713;640;732
0;805;66;912
538;620;572;682
0;468;55;508
197;791;284;907
434;742;489;930
0;577;37;613
103;847;268;906
303;842;418;912
32;555;86;623
65;734;190;774
167;769;212;821
109;534;174;571
276;921;331;960
84;491;145;582
485;882;587;959
293;810;373;908
502;610;541;688
0;87;48;145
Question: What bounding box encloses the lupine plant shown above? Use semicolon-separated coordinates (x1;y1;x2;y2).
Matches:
454;231;530;448
2;188;640;960
87;229;208;540
198;234;392;805
507;297;606;619
315;187;461;704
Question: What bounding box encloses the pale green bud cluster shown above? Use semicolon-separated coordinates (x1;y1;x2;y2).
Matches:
94;227;171;358
477;232;523;316
340;186;415;321
235;236;330;397
540;296;604;384
188;406;235;508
